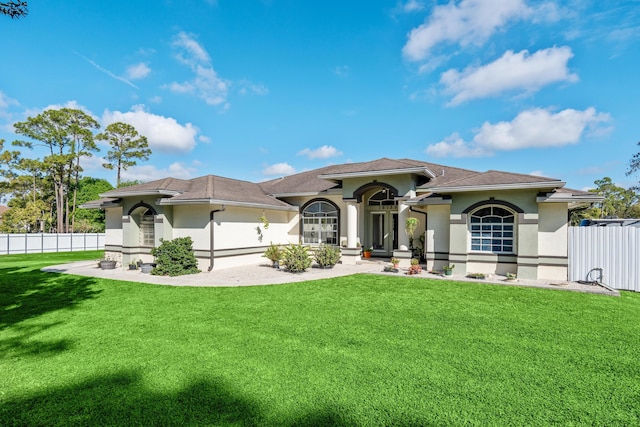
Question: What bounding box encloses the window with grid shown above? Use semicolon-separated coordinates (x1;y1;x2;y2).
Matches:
302;201;338;245
139;210;155;246
470;206;515;253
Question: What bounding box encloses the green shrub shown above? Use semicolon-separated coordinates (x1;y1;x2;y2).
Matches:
281;243;312;273
313;244;341;268
150;237;201;276
263;242;283;264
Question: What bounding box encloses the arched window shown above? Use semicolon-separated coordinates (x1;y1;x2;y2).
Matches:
469;206;515;254
368;188;397;206
139;209;155;246
301;200;339;245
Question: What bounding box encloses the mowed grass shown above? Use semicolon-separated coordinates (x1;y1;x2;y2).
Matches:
1;252;640;426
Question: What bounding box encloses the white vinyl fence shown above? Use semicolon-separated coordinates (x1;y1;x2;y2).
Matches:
568;227;640;292
0;233;105;255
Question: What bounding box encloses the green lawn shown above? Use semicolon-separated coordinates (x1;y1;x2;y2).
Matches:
1;252;639;426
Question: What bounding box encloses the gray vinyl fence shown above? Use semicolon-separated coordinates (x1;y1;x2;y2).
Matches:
0;233;105;255
568;226;640;292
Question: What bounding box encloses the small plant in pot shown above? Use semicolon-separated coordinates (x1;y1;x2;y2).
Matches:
442;264;455;276
390;257;400;268
362;247;373;258
99;256;117;270
263;242;283;268
128;261;137;270
407;258;422;275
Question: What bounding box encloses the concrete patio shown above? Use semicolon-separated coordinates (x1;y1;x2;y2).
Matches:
41;258;619;296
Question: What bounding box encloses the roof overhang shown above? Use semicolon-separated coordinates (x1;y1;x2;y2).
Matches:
319;166;436;180
79;198;122;209
157;198;299;211
99;189;181;198
537;191;604;209
426;181;565;193
405;193;452;206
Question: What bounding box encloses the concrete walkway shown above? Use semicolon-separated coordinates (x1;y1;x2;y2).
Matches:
42;258;619;296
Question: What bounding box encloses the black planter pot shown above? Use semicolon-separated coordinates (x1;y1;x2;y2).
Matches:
100;260;117;270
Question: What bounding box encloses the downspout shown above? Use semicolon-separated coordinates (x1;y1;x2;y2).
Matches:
208;206;226;272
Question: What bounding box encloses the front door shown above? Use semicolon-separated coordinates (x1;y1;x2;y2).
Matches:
370;212;398;257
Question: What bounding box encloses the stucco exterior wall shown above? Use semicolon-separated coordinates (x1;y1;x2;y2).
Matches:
537;202;569;280
424;204;450;271
104;207;123;247
446;190;543;278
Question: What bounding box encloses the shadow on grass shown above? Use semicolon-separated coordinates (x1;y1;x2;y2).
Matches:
0;267;100;359
0;268;101;330
0;371;353;426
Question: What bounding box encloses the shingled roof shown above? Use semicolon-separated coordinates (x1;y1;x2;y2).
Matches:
99;175;295;210
93;158;584;208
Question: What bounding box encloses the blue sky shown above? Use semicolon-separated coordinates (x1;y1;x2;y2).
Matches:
1;0;639;191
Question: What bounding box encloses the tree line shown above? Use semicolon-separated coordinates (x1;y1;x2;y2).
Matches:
1;108;150;233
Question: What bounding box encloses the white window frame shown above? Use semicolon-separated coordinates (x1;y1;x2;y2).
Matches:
139;210;155;246
301;201;338;246
469;205;516;254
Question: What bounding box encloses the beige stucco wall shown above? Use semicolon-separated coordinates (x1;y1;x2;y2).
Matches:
105;207;123;247
537;202;569;280
424;204;450;271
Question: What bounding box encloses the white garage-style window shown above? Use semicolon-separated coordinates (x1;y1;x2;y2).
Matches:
302;200;339;245
139;209;155;246
470;205;515;253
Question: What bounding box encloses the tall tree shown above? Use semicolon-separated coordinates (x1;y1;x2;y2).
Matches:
65;109;99;231
627;140;640;191
97;122;151;187
590;177;639;218
13;108;99;232
74;177;113;232
0;1;27;19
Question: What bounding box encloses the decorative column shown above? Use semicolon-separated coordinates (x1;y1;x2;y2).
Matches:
347;201;358;248
341;200;361;264
394;202;412;267
397;202;409;250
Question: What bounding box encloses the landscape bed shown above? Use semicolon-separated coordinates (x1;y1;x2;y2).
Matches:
1;252;639;425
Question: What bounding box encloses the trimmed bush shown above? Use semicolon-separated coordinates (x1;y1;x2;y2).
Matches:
313;244;341;268
281;243;312;273
150;237;201;276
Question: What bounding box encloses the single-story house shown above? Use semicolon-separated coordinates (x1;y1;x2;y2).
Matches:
83;157;601;280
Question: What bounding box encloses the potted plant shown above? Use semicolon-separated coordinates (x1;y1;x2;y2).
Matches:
140;262;155;274
128;261;137;270
505;272;517;282
263;242;283;268
99;256;117;270
405;217;419;238
390;257;400;269
442;264;455;276
362;247;373;258
407;258;422;275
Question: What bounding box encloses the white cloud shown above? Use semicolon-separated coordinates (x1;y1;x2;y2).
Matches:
297;145;343;160
263;162;296;176
403;0;554;62
102;105;199;153
403;0;425;12
238;80;269;96
79;154;106;171
126;62;151;80
426;107;611;158
441;47;578;105
167;32;229;107
148;96;162;104
199;135;212;143
0;91;19;122
121;161;196;182
425;132;486;158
